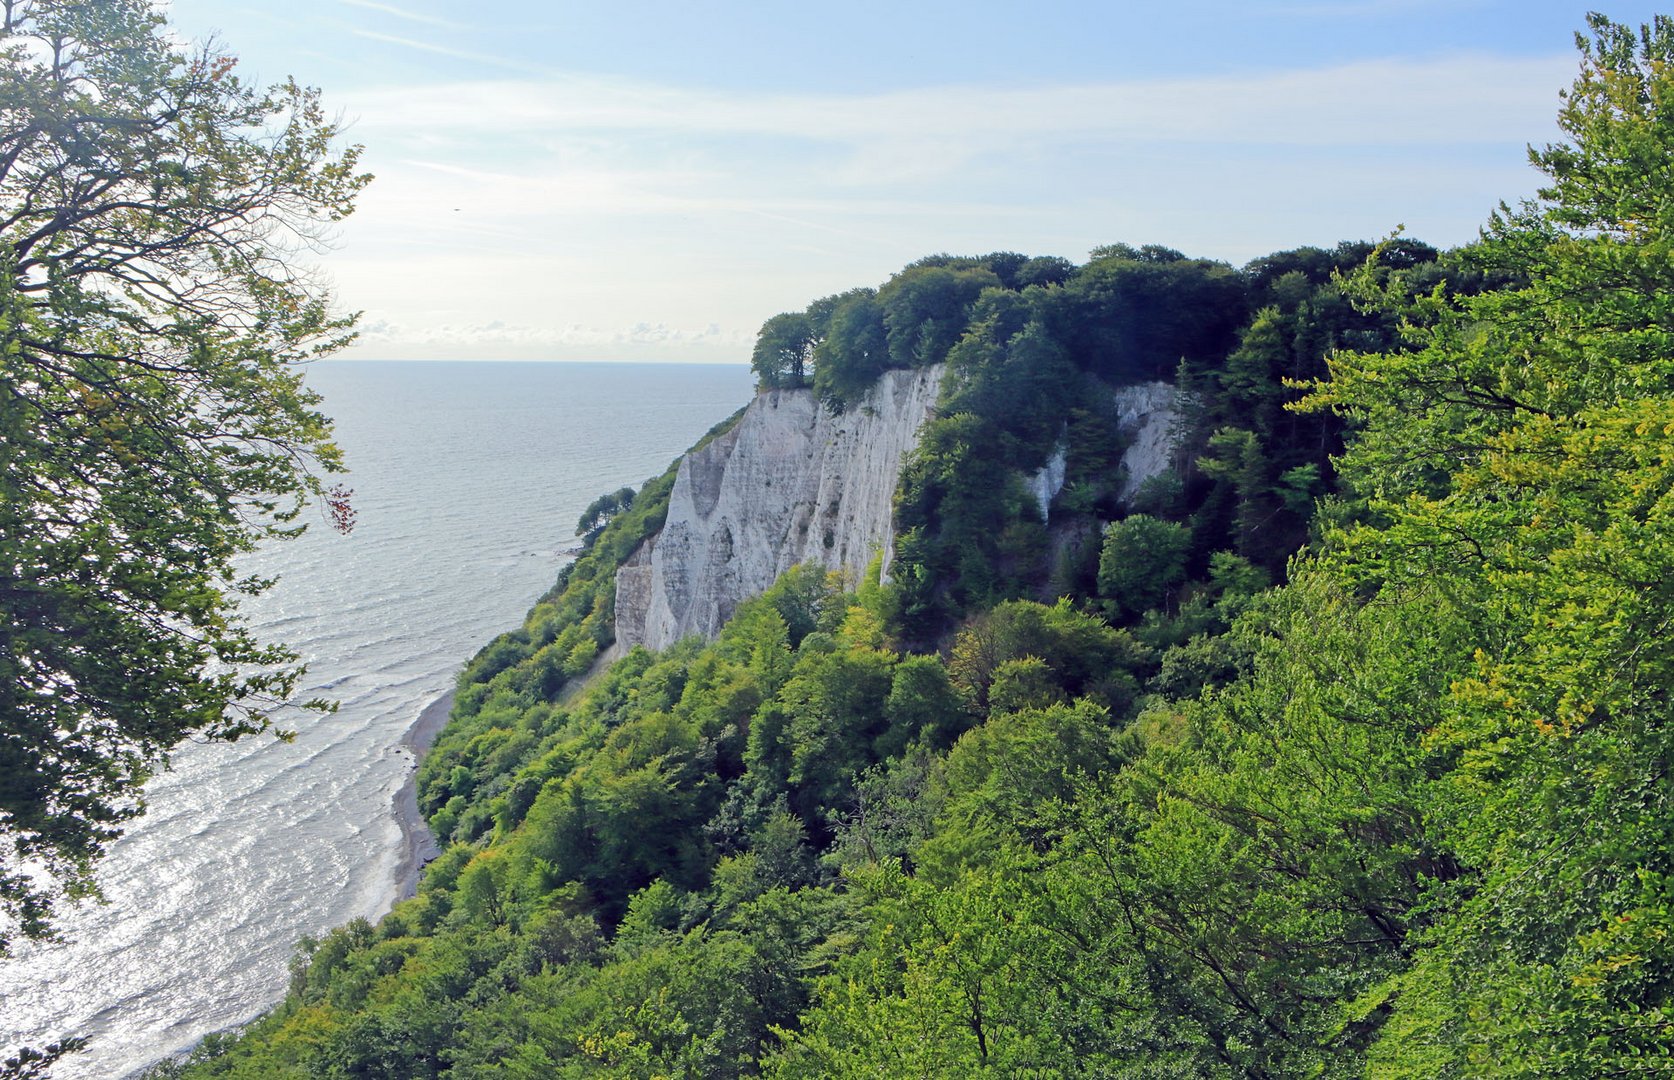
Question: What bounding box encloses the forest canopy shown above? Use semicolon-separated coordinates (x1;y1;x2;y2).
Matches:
133;12;1674;1080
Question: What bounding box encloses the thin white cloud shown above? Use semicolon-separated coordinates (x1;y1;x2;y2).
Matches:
352;156;1062;234
340;0;463;30
328;50;1569;243
346;52;1571;152
316;48;1574;361
399;159;525;184
348;29;545;74
744;208;894;246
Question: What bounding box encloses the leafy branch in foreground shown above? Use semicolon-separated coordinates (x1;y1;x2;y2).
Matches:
0;0;370;953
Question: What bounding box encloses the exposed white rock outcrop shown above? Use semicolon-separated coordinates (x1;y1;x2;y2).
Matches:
1028;442;1068;521
1026;380;1181;519
1113;380;1180;503
614;366;944;653
613;371;1180;656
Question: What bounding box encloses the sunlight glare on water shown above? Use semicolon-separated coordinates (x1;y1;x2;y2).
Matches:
0;360;752;1078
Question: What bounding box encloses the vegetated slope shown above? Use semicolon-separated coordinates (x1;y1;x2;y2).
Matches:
148;239;1422;1079
154;18;1674;1076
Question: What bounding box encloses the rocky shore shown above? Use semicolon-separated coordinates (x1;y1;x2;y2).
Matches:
392;690;451;899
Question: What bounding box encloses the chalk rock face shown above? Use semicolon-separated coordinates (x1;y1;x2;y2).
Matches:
1026;380;1182;518
615;366;944;653
1028;443;1068;521
1113;380;1180;503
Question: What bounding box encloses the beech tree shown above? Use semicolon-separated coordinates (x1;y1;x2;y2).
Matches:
1302;15;1674;1069
1096;514;1189;618
575;485;635;541
749;311;814;389
0;0;369;953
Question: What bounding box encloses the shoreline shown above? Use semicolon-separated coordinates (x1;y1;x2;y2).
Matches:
392;688;453;900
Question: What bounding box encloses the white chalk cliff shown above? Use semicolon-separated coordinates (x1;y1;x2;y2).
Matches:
614;366;944;653
613;370;1180;654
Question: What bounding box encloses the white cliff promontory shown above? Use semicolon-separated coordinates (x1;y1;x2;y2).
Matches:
614;366;944;653
614;371;1180;655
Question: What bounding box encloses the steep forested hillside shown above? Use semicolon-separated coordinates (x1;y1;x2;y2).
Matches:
153;15;1674;1078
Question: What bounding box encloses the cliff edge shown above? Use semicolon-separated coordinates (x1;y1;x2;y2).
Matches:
614;366;944;653
614;371;1179;654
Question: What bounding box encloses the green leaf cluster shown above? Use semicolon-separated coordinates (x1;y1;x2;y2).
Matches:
0;0;369;952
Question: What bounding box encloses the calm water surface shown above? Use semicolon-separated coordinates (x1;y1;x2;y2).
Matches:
0;360;753;1078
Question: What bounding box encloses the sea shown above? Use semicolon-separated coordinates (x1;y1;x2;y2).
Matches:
0;360;755;1079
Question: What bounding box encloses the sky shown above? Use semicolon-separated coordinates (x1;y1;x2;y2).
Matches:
162;1;1668;363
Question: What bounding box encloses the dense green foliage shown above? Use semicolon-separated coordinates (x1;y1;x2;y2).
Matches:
0;0;367;960
151;15;1674;1079
418;406;748;847
747;230;1452;642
